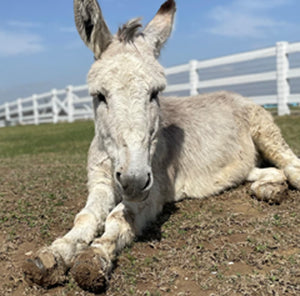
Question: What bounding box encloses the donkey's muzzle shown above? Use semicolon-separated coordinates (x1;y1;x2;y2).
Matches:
115;169;153;199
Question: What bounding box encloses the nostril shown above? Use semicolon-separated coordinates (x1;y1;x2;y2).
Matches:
142;173;152;191
116;172;122;183
115;171;129;190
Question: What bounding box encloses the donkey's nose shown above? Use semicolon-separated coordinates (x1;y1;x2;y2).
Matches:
115;171;153;194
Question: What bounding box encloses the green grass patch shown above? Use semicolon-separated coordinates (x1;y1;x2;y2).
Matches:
274;115;300;155
0;120;94;158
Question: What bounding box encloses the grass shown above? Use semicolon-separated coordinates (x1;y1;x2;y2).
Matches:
274;115;300;155
0;120;94;158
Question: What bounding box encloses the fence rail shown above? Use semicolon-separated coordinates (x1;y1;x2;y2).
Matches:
1;41;300;127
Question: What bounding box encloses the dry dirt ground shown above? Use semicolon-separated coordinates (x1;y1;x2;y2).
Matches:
0;118;299;296
0;154;299;296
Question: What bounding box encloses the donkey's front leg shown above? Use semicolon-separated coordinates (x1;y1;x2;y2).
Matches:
70;200;153;293
23;165;116;288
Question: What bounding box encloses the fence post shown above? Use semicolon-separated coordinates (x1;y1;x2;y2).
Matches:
51;89;59;124
33;94;39;125
276;42;290;116
189;60;199;96
17;99;23;124
5;103;10;125
66;85;74;123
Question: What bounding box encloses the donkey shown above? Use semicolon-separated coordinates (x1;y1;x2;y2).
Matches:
24;0;300;292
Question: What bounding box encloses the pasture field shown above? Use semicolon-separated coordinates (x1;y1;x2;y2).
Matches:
0;116;299;296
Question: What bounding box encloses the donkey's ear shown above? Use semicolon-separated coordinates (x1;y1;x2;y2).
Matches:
144;0;176;57
74;0;112;59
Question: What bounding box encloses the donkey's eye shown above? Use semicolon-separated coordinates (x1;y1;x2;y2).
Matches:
96;92;107;104
150;91;159;102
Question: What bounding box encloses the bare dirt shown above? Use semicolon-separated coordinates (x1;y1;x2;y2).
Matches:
0;154;299;296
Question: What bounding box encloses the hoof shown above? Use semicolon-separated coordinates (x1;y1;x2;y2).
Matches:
71;248;111;293
23;248;67;288
251;181;288;204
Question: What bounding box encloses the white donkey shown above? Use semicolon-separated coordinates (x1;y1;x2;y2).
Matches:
24;0;300;292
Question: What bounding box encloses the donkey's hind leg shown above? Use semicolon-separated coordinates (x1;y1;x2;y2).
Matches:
247;167;288;204
250;105;300;190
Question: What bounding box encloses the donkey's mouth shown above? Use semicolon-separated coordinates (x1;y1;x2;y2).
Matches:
141;190;151;201
123;190;150;203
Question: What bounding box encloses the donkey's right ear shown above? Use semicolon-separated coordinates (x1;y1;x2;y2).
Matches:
74;0;112;59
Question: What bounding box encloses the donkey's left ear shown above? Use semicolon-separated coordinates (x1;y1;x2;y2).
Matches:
144;0;176;57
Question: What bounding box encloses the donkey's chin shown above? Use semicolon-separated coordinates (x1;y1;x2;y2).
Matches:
122;191;150;203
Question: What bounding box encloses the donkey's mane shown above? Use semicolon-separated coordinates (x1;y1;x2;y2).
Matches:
117;18;144;43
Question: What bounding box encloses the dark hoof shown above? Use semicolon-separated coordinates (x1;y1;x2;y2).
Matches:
71;248;111;293
23;249;67;288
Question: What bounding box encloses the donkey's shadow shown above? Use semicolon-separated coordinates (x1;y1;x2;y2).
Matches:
136;124;185;242
137;202;180;242
105;203;179;294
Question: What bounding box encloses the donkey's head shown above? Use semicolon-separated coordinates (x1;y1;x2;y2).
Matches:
74;0;176;201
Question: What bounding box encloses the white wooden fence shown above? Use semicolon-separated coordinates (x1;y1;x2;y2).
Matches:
1;41;300;127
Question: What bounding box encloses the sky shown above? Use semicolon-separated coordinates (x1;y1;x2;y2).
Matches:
1;0;300;103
